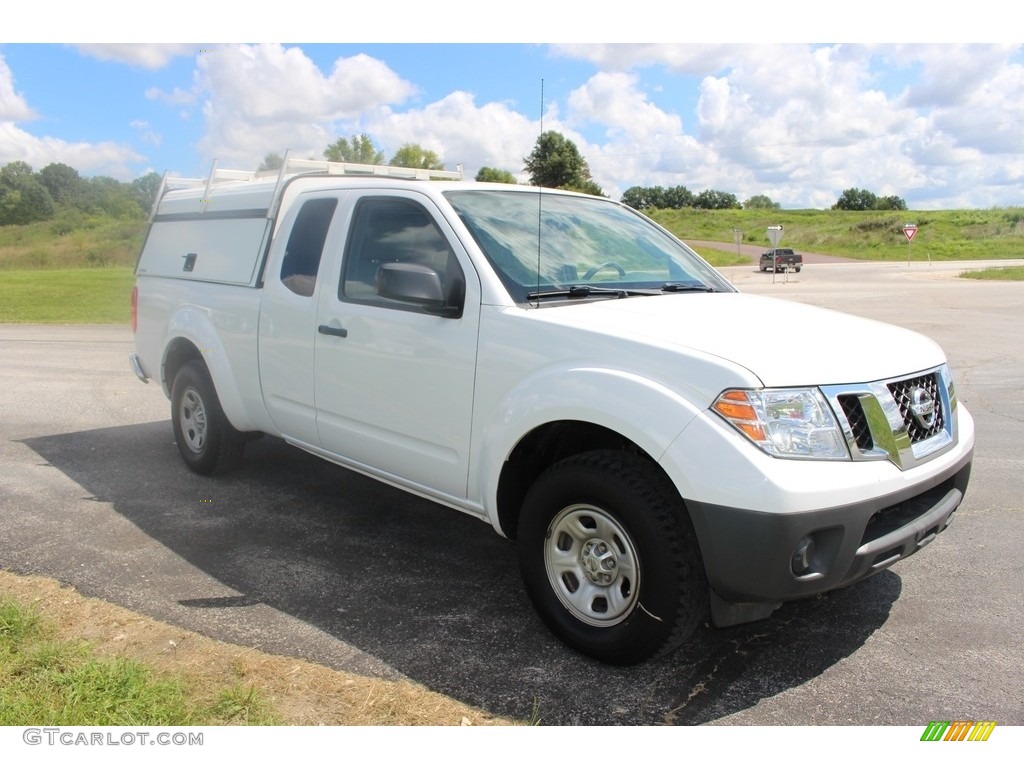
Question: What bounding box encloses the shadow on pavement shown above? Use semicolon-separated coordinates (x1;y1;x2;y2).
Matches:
18;423;899;725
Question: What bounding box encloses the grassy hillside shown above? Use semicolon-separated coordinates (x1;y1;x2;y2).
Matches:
651;207;1024;260
0;213;144;323
0;212;146;271
1;206;1021;324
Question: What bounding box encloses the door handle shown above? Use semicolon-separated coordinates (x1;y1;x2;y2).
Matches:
317;324;348;338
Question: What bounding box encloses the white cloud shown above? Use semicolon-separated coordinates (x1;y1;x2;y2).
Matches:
73;44;196;69
0;121;144;178
551;44;747;75
193;44;418;167
363;91;539;180
551;43;1024;207
0;54;144;178
145;86;197;107
0;55;35;122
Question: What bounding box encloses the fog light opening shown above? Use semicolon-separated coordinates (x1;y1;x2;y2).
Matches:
791;536;816;576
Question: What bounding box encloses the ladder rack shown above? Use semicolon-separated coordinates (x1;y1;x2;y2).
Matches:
149;151;464;220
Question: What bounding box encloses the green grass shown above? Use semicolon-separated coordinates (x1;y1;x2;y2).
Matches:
959;266;1024;280
0;598;277;726
689;244;755;267
650;206;1024;261
0;268;135;323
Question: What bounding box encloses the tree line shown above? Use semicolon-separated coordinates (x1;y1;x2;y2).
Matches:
0;131;909;229
0;161;160;227
313;131;907;212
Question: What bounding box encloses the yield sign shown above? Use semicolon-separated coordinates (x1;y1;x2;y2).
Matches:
903;224;918;242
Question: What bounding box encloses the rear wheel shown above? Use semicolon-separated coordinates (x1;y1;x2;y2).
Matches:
517;450;707;665
170;360;245;475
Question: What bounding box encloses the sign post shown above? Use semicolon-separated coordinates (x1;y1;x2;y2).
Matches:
733;228;743;263
903;223;917;266
767;225;784;283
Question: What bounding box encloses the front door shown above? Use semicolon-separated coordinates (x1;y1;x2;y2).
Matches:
313;192;480;499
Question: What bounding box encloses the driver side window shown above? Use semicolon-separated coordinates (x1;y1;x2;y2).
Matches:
341;197;464;313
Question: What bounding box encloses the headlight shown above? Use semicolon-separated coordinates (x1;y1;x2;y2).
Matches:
713;388;850;460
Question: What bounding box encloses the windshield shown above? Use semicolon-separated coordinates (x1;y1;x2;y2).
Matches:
444;189;734;303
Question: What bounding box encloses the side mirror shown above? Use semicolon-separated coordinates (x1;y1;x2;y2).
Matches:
376;262;461;317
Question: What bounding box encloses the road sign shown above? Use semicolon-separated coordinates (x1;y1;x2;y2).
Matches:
903;224;918;242
767;225;784;248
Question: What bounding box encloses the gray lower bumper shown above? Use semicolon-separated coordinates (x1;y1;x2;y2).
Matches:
687;451;973;627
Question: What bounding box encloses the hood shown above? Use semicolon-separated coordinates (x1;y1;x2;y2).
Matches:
535;292;945;387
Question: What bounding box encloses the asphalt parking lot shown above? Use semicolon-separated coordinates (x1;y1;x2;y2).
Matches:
1;258;1022;725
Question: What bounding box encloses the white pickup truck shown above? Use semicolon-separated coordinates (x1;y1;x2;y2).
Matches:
131;157;974;664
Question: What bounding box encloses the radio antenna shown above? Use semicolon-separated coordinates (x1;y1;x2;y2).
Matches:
534;78;544;307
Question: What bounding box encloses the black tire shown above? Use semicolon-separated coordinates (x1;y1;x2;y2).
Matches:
170;360;245;475
517;450;707;665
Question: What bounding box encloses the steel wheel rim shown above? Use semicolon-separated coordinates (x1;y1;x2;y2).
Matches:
179;386;207;453
543;504;640;627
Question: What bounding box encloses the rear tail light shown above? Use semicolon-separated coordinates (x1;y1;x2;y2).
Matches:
131;285;138;333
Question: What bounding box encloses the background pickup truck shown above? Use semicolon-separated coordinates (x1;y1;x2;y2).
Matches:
760;248;803;272
130;156;972;665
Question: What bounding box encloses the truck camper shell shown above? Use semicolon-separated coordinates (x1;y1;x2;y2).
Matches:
138;155;464;286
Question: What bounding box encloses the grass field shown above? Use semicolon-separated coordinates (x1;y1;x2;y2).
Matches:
959;266;1024;280
651;206;1024;261
1;205;1022;324
0;267;135;324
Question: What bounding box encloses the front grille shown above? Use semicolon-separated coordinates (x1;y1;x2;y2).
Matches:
888;373;945;443
822;365;956;470
838;395;873;451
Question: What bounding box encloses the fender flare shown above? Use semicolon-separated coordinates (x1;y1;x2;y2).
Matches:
473;364;705;533
160;306;256;432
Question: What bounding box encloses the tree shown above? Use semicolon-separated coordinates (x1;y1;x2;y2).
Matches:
324;133;385;164
622;185;693;210
475;167;517;184
257;152;285;172
743;194;780;210
38;163;82;205
833;188;878;211
389;143;445;170
693;189;740;210
663;185;694;209
0;162;55;225
78;176;142;218
622;186;665;210
876;195;908;211
131;172;163;213
523;131;601;194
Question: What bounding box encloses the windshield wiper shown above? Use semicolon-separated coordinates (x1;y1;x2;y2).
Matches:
527;285;630;300
660;282;716;293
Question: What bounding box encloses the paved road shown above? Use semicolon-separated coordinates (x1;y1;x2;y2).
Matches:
1;259;1022;725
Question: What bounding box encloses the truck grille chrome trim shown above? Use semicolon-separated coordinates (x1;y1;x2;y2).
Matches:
821;365;956;470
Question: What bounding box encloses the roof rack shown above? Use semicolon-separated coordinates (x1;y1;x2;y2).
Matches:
149;150;465;220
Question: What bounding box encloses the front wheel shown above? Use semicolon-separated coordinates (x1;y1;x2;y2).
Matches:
517;451;707;665
170;360;245;475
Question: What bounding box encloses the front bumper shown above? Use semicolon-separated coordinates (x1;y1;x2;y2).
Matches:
686;448;972;626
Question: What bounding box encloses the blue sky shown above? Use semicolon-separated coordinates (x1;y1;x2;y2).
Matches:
3;3;1022;209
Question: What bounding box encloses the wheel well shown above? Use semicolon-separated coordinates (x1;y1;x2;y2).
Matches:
162;338;204;391
496;420;663;540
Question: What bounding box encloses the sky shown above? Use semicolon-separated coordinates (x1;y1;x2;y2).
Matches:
3;3;1023;210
